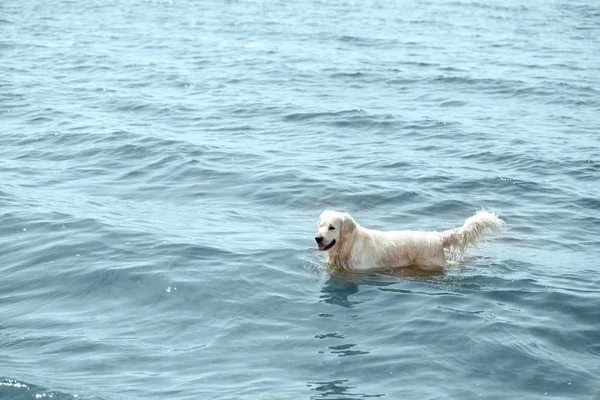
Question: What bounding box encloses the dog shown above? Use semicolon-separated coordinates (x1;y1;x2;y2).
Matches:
315;210;505;272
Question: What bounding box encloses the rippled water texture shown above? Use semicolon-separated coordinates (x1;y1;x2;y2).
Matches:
1;0;600;399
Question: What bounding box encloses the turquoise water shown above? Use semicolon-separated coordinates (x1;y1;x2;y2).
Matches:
2;0;600;398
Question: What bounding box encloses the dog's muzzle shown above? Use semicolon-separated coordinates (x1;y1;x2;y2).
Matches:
316;237;336;251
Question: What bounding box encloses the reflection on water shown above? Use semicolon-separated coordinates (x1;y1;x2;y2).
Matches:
319;266;446;308
319;274;361;308
328;343;370;357
381;265;448;278
308;379;385;399
314;332;345;339
326;264;448;278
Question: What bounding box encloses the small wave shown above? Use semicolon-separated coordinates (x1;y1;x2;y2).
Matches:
0;378;100;400
283;109;365;122
329;71;366;79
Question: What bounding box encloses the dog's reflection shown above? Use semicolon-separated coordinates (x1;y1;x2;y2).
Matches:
319;266;445;308
307;379;384;399
319;273;361;308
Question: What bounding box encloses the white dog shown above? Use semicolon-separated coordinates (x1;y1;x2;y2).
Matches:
315;210;505;272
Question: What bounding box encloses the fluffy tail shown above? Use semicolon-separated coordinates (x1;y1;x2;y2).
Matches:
441;211;505;256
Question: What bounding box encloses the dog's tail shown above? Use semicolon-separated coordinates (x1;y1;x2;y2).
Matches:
440;211;505;256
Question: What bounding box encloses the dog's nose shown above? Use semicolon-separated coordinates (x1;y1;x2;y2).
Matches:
315;236;323;243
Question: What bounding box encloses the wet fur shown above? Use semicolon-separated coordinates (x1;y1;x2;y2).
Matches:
316;210;505;272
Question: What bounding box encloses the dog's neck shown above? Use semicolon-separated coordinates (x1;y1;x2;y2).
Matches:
326;225;362;270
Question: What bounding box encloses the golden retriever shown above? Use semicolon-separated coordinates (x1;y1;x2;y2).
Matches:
315;210;505;272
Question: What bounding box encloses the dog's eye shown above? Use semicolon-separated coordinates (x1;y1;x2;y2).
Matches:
328;225;335;231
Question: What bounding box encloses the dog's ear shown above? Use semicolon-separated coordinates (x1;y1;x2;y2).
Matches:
340;213;356;236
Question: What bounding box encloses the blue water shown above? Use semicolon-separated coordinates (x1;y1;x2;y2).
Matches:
2;0;600;398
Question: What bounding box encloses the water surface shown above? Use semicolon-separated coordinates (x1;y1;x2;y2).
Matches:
1;0;600;399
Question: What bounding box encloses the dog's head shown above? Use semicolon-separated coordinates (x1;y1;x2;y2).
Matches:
315;210;356;251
